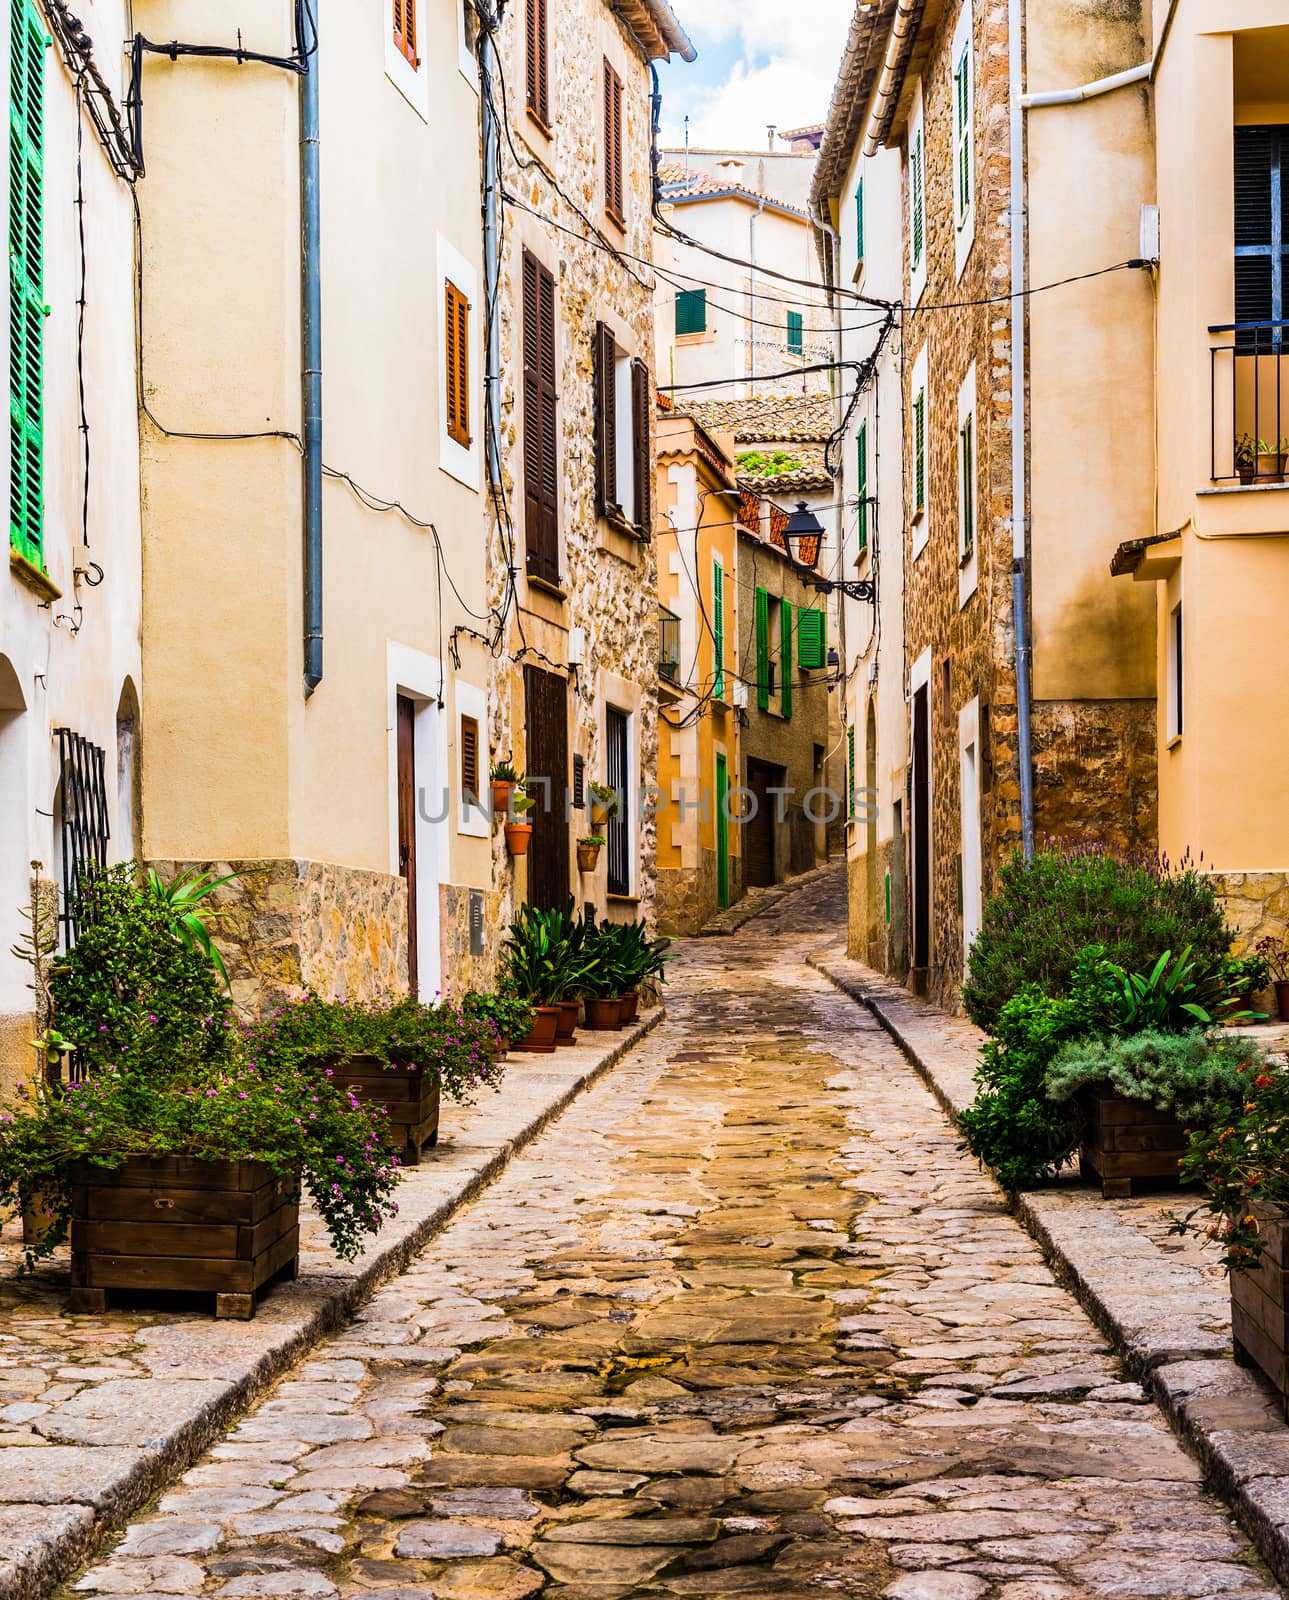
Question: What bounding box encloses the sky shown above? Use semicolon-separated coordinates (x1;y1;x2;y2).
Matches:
655;1;854;152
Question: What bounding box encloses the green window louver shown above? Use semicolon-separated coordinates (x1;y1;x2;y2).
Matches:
675;288;707;336
796;606;826;670
855;175;864;263
955;48;972;223
910;129;924;270
781;600;793;719
960;412;975;560
712;558;725;699
856;420;868;552
10;0;45;570
913;391;926;514
786;310;803;355
755;585;769;710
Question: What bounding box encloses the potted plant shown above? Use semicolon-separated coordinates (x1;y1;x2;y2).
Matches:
1257;436;1285;482
1256;934;1289;1020
1177;1050;1289;1414
589;781;619;828
580;925;626;1030
577;836;604;873
504;790;536;857
499;906;570;1052
490;760;519;817
463;989;535;1056
1223;952;1271;1018
1235;432;1258;485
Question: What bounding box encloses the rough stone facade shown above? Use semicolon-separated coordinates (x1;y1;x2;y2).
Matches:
1210;871;1289;961
1031;699;1158;853
485;0;662;931
438;881;509;1001
150;860;408;1020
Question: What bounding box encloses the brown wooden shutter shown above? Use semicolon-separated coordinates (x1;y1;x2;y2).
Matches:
526;0;549;127
394;0;417;67
631;358;651;538
445;281;471;448
603;59;623;225
523;250;560;585
594;321;618;517
460;715;480;803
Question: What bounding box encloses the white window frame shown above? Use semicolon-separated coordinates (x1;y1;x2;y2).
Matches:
908;83;927;308
951;0;975;278
1166;597;1183;745
911;343;929;558
957;362;978;606
437;234;481;491
457;0;479;88
386;642;449;1000
385;0;430;120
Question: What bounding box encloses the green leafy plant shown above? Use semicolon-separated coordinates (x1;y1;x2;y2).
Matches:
1087;947;1239;1035
510;792;536;816
51;865;234;1078
735;449;804;477
141;865;249;991
500;902;590;1005
1174;1049;1286;1269
490;761;519;783
963;846;1230;1033
1256;933;1289;984
588;781;620;818
244;993;504;1104
578;836;605;848
0;1027;401;1270
1045;1029;1254;1126
1226;952;1271;995
1235;433;1258;474
462;989;534;1047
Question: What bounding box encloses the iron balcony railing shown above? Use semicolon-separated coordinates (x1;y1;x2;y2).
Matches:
659;606;681;684
1210;320;1289;482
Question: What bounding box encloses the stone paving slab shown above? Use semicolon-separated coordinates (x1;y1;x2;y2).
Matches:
697;859;842;936
0;1011;661;1600
810;943;1289;1588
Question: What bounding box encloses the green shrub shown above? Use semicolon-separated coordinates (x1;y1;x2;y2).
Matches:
463;989;535;1046
1045;1029;1253;1125
1086;947;1236;1035
963;847;1230;1033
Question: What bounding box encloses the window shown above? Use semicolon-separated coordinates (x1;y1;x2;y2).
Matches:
786;310;803;355
855;175;864;266
755;585;770;710
1234;125;1289;340
1167;601;1183;741
913;389;926;516
797;606;826;670
10;0;44;569
910;123;925;273
594;326;650;535
603;59;624;226
522;250;560;584
393;0;417;67
847;724;856;820
675;289;707;336
444;281;471;448
712;559;725;698
856;420;869;553
605;707;630;895
781;601;793;719
525;0;549;127
55;729;110;949
459;714;480;805
953;36;972;230
958;413;974;561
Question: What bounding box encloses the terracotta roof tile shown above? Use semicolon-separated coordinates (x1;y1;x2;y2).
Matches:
679;393;834;444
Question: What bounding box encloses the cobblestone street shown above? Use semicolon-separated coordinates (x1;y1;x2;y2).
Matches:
68;874;1280;1600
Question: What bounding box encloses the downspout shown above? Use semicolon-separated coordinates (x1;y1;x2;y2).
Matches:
1008;0;1035;857
481;16;502;491
863;0;922;158
1020;0;1179;107
301;12;323;696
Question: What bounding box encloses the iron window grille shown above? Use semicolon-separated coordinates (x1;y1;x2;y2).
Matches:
55;728;109;946
605;707;630;897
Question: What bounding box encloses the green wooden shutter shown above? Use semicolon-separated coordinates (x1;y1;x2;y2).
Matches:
911;130;924;269
797;606;825;670
755;586;769;710
955;50;971;222
856;421;868;552
913;392;926;513
675;289;706;336
9;0;45;569
712;559;725;698
959;413;974;559
847;724;856;819
781;601;793;719
715;752;729;908
855;175;864;263
786;310;803;355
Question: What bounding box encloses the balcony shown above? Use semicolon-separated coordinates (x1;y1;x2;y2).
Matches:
659;607;682;686
1210;322;1289;483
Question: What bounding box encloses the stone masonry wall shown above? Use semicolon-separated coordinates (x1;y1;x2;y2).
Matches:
1031;698;1158;854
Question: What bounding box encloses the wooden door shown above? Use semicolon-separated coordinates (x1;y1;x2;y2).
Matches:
523;665;569;910
397;695;419;995
911;684;930;972
715;753;729;908
744;759;777;889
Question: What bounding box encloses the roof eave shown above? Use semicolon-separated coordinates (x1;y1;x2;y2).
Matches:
622;0;696;61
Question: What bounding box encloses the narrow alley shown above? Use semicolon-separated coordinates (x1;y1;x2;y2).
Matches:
66;873;1275;1600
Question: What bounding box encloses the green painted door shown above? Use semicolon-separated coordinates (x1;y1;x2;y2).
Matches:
715;753;729;909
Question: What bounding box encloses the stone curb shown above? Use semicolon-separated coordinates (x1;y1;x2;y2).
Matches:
807;950;1289;1590
0;1008;664;1600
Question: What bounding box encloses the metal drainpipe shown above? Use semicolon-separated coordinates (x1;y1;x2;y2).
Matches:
301;14;323;696
481;21;502;491
1008;0;1035;857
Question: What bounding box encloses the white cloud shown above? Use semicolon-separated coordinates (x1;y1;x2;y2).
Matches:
660;2;854;148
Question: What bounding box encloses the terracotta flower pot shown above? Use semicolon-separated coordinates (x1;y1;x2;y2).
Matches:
515;1006;559;1054
1257;451;1285;482
590;801;612;827
555;1000;580;1043
490;779;516;815
584;996;622;1030
619;990;639;1024
505;821;533;856
577;844;602;873
1275;981;1289;1022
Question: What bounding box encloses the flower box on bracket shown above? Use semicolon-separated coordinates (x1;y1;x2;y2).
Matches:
1078;1089;1187;1199
331;1055;440;1166
1232;1202;1289;1418
68;1155;300;1321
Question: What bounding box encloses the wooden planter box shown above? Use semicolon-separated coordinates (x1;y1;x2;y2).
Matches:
333;1055;440;1166
69;1156;300;1321
1078;1089;1187;1198
1232;1204;1289;1417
